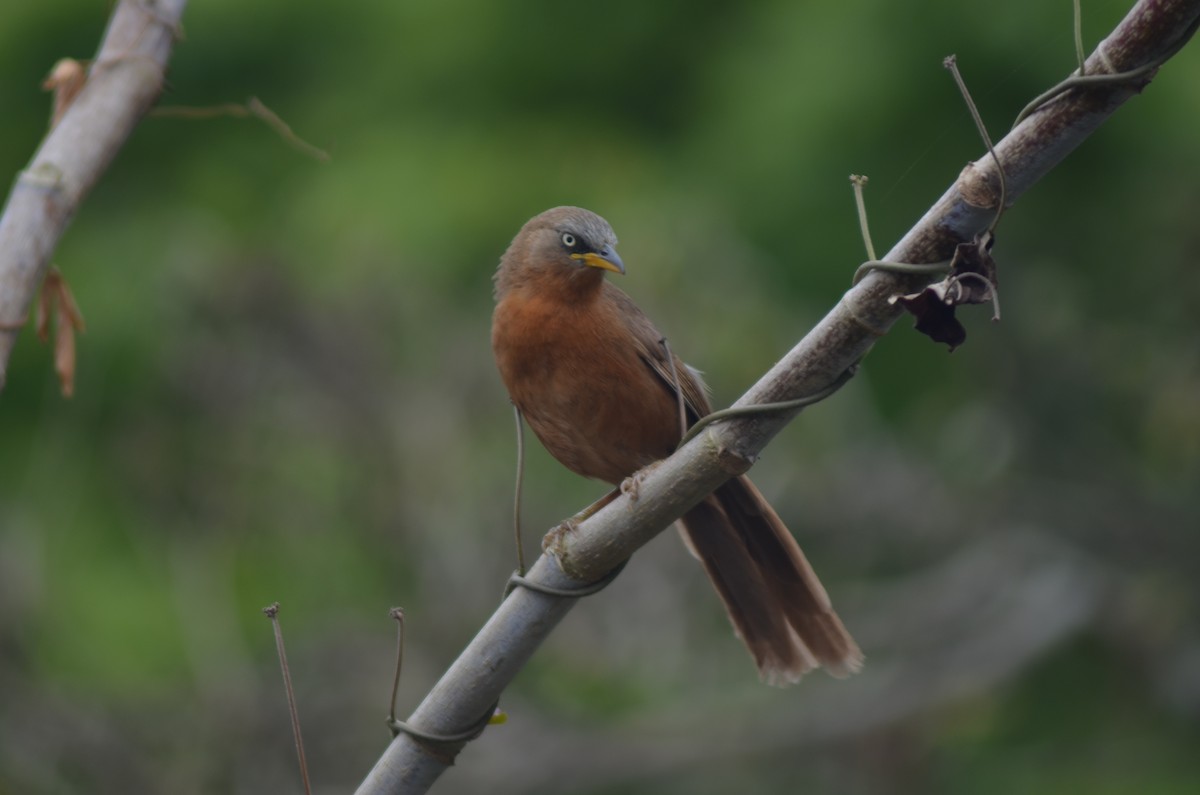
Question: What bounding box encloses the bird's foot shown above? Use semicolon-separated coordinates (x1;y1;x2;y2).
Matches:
542;487;625;551
619;476;640;502
542;518;581;552
620;462;661;503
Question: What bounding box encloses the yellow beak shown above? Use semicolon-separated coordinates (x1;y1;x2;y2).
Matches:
571;246;625;275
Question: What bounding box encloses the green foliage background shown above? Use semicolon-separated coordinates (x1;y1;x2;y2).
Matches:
1;1;1198;792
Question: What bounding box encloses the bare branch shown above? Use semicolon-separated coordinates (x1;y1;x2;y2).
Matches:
0;0;189;389
354;1;1200;792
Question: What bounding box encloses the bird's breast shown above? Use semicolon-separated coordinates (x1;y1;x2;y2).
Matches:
492;290;680;484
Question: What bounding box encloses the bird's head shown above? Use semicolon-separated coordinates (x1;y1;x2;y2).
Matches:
495;206;624;297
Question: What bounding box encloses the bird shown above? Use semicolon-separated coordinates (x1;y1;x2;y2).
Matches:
491;206;862;685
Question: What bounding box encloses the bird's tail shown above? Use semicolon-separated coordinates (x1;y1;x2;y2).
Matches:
678;475;862;686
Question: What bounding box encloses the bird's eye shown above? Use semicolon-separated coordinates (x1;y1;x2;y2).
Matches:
561;233;577;248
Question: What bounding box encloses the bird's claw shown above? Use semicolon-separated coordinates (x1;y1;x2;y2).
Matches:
620;475;640;502
620;463;659;503
542;517;581;552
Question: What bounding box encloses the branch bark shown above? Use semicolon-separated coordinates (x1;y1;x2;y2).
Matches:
355;1;1200;792
0;0;188;389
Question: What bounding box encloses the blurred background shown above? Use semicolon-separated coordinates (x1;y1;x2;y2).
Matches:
1;1;1198;792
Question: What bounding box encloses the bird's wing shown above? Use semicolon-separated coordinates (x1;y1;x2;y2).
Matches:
603;283;713;423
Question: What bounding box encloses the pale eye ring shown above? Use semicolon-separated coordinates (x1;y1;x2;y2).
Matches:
561;232;576;247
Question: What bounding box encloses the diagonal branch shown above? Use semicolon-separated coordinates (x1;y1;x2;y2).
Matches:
355;1;1200;792
0;0;189;389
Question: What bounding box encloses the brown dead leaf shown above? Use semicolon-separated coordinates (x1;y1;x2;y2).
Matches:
892;231;1000;351
43;58;88;129
38;267;86;397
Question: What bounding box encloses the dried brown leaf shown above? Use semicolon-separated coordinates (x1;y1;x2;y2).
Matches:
43;58;88;128
37;267;86;397
892;232;1000;351
55;320;77;398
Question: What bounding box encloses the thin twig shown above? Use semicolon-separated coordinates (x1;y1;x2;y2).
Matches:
849;175;877;262
852;259;951;286
152;96;330;161
388;608;406;729
1074;0;1087;74
263;603;313;795
944;55;1007;232
677;367;857;449
511;405;527;576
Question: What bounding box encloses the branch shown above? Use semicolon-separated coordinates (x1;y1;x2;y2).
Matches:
356;1;1200;792
0;0;189;389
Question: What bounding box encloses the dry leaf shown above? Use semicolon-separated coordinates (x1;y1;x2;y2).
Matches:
43;58;88;128
38;267;86;397
892;231;1000;351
